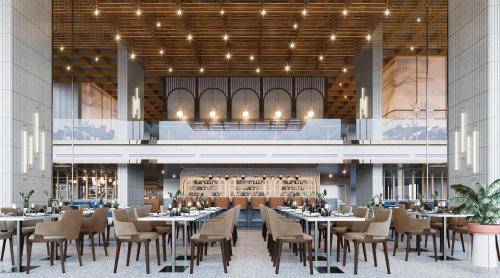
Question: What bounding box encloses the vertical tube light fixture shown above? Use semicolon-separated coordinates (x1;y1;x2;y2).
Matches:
472;129;478;173
454;130;460;171
34;111;39;154
460;109;466;154
28;134;34;168
22;130;28;174
466;134;471;166
40;129;46;172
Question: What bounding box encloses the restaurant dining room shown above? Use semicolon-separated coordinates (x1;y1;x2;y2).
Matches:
1;0;500;277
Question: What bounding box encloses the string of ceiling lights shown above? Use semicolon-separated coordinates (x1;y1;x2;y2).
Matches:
64;3;424;76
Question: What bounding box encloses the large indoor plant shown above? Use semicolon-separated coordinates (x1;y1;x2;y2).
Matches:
451;180;500;268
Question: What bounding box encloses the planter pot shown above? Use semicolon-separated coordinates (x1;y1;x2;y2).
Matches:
468;223;500;268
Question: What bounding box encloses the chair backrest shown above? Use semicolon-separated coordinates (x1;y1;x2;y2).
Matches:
113;209;138;237
60;209;83;240
268;197;284;208
224;208;235;236
91;207;109;232
134;207;147;218
354;207;369;218
259;204;266;223
125;207;136;220
366;209;392;237
340;205;352;214
143;205;152;215
233;205;241;226
267;208;302;239
392;208;408;234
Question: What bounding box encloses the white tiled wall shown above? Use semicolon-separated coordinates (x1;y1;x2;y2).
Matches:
0;0;52;206
448;0;500;192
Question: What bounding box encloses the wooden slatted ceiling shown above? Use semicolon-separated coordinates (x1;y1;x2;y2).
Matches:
52;0;447;121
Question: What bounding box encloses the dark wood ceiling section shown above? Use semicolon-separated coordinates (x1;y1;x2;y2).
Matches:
52;0;447;122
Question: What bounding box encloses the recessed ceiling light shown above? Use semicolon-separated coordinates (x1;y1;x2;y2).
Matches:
94;56;99;62
328;173;333;178
59;46;64;51
366;34;372;41
199;67;204;73
94;8;99;16
261;9;266;16
136;9;141;16
284;65;290;72
168;67;173;73
250;55;255;61
160;49;164;55
417;17;421;22
156;21;161;27
225;52;231;59
319;55;324;61
339;82;343;86
220;9;225;15
330;34;336;41
223;33;229;41
66;65;71;71
301;9;307;16
344;95;347;99
130;53;136;59
384;8;390;16
342;8;348;16
177;9;182;16
410;46;415;51
342;169;347;174
115;34;121;40
343;67;347;73
187;33;193;41
289;41;295;49
256;68;260;73
293;23;298;29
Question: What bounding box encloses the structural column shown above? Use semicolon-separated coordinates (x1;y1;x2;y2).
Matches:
448;0;500;195
116;43;145;206
0;0;52;207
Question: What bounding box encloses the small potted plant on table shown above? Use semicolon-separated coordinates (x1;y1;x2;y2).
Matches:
451;180;500;268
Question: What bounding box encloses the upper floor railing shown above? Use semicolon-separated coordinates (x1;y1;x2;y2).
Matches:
53;118;447;141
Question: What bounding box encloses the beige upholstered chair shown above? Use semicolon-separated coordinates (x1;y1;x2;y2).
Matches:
0;221;15;266
266;207;313;275
134;207;172;262
80;207;109;260
343;209;393;275
392;208;438;261
112;209;160;274
190;208;235;274
27;209;84;274
259;204;268;240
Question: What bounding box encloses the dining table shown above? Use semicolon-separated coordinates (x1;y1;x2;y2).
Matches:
137;208;222;273
276;207;365;274
0;213;63;272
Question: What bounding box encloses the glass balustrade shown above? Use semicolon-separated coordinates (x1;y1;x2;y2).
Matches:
53;118;447;141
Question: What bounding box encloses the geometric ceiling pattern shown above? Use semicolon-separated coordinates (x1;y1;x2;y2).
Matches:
52;0;447;121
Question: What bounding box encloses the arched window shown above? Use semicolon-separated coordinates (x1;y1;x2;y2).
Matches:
199;89;227;121
167;89;195;120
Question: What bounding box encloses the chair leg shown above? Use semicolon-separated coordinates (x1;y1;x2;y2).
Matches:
26;240;32;274
59;240;65;274
190;241;195;274
416;235;421;256
393;233;398;256
221;241;228;273
90;233;96;261
425;234;428;248
102;233;108;256
145;240;150;274
46;242;50;257
433;234;438;262
50;242;55;266
64;241;67;258
451;231;456;256
308;241;313;275
155;239;160;266
405;234;410;261
362;243;367;261
126;242;132;266
460;233;465;252
75;239;83;266
383;241;391;274
161;234;167;262
275;240;283;274
136;241;141;261
336;234;341;262
114;240;121;273
372;242;378;267
9;238;14;266
0;239;5;261
354;241;359;275
343;239;348;266
107;225;111;246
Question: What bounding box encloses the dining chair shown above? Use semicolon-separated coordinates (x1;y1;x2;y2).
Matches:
392;208;438;262
342;209;392;275
112;209;160;274
27;209;83;274
449;217;472;256
80;207;109;260
134;207;172;262
0;221;15;266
